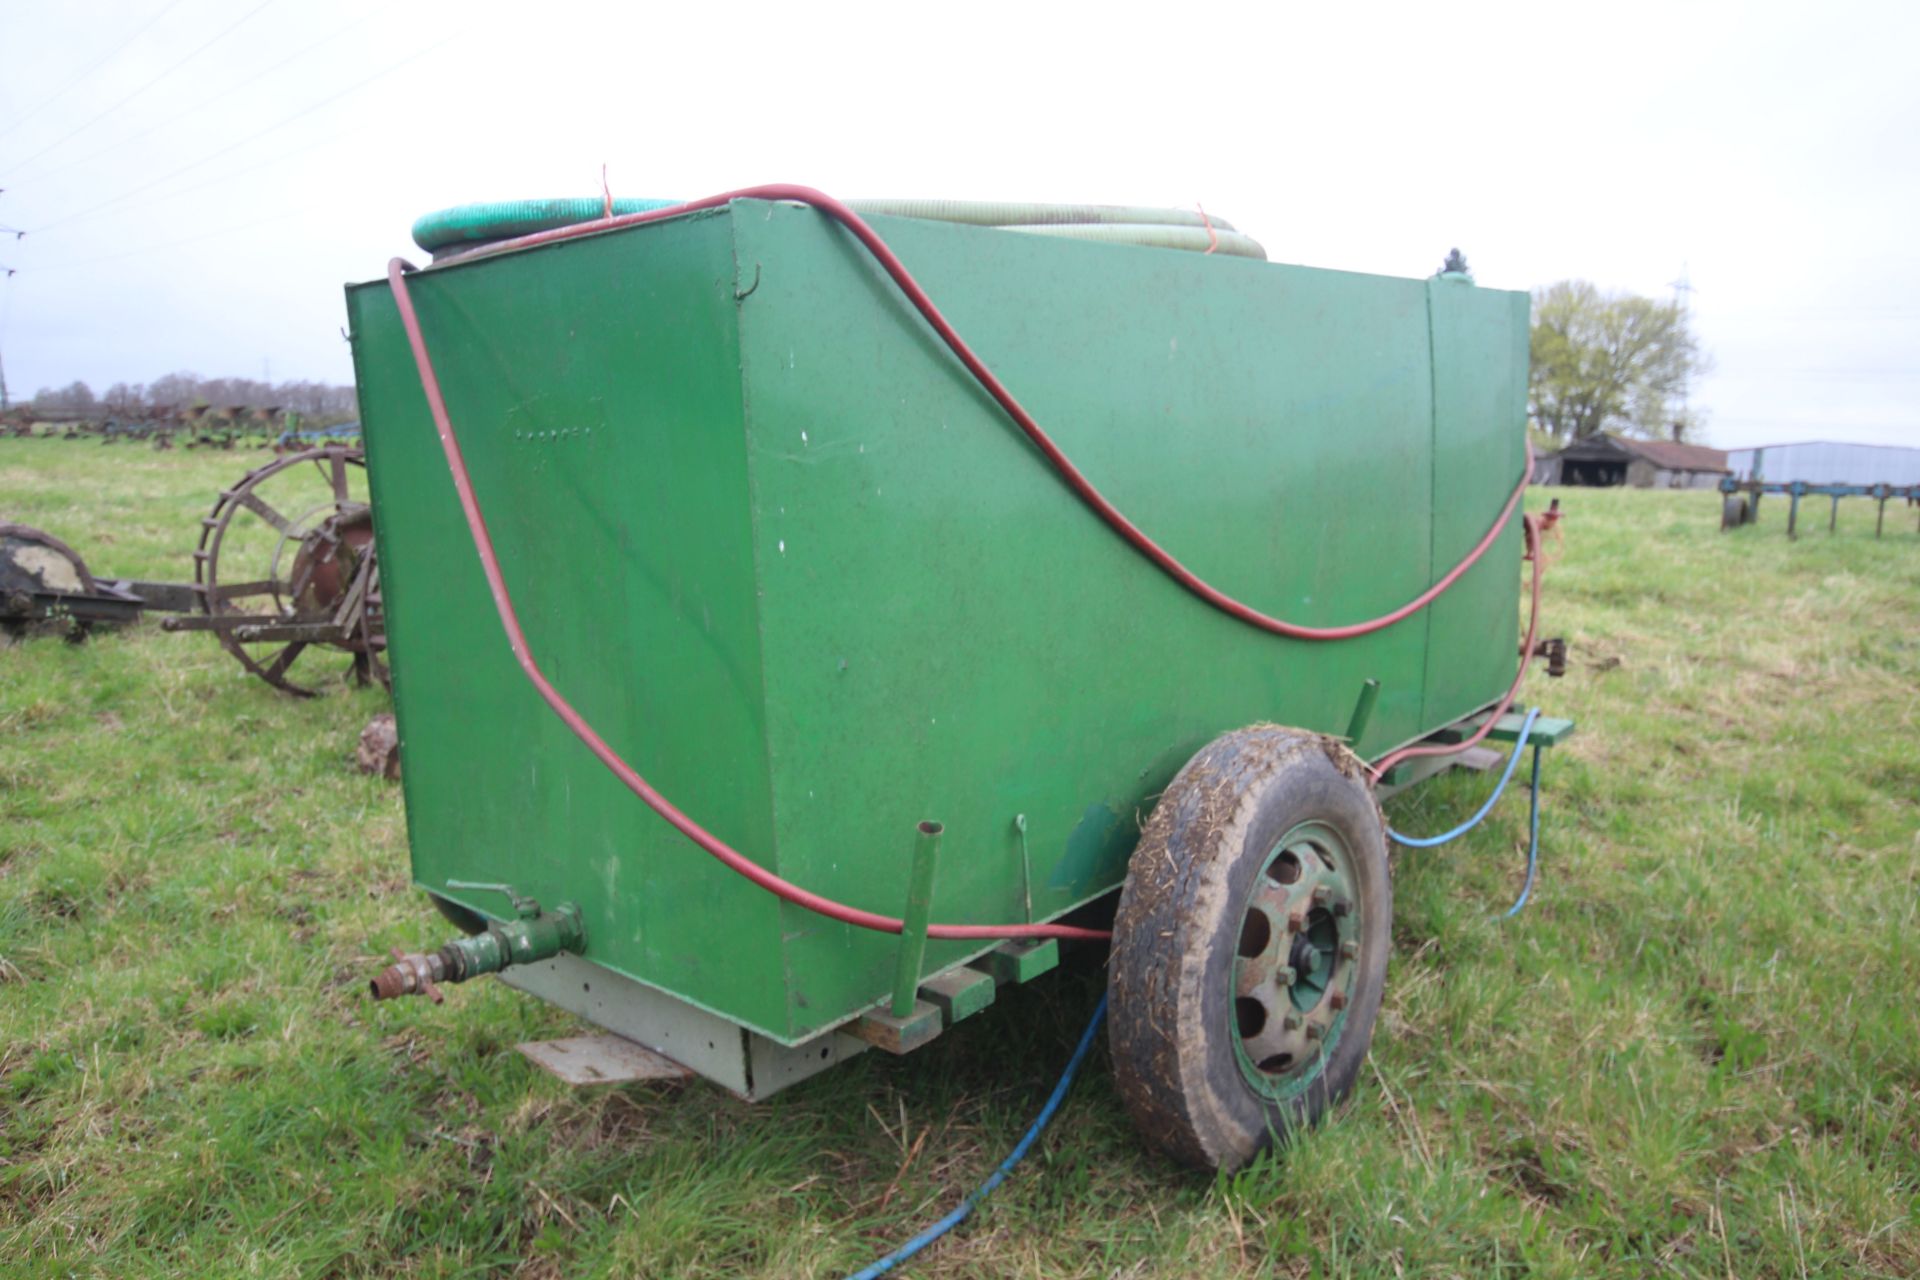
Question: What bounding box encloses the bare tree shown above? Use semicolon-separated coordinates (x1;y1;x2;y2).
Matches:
33;380;97;412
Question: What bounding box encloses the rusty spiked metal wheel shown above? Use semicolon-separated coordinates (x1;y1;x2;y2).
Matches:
174;445;386;696
1108;725;1391;1170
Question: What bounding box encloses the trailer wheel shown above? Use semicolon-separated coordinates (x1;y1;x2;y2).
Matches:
1109;726;1390;1170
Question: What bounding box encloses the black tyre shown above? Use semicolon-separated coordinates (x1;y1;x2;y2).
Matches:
1108;726;1391;1170
1721;494;1751;529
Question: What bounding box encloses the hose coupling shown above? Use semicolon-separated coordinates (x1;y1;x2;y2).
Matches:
369;891;585;1002
1529;636;1568;678
369;946;455;1003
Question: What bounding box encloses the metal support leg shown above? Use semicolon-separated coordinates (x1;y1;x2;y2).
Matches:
891;822;943;1018
1830;495;1840;533
1345;678;1381;747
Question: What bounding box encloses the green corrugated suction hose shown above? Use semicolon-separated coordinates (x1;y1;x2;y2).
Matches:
411;196;1266;260
844;198;1233;229
1002;223;1265;258
411;198;680;256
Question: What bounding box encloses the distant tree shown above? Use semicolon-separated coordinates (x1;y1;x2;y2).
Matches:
146;372;202;411
26;370;357;420
103;382;145;415
33;380;96;412
1529;281;1709;441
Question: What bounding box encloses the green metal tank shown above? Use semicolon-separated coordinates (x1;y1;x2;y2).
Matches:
344;198;1527;1104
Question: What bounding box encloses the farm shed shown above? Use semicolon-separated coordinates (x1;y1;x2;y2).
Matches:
1726;441;1920;486
1537;434;1729;488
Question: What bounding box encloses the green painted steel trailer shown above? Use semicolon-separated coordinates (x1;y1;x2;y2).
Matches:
346;196;1534;1169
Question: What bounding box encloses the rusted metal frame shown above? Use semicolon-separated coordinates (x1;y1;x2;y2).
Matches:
163;615;344;643
261;641;310;682
329;547;375;635
232;622;349;644
114;580;204;612
235;490;295;536
7;589;146;627
205;578;282;607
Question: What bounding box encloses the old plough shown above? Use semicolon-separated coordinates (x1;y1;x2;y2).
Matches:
1;444;384;695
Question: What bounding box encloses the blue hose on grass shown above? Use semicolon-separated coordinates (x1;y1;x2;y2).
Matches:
852;711;1547;1276
1386;707;1544;917
847;994;1109;1280
1503;739;1545;918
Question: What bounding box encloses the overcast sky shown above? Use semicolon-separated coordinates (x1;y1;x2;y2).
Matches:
1;0;1915;449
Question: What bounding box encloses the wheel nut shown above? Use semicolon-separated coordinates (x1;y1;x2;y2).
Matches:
1332;899;1351;918
1282;1012;1302;1031
1329;991;1347;1011
1275;966;1296;987
1288;911;1305;933
1311;885;1331;905
1305;1023;1324;1042
1339;939;1359;960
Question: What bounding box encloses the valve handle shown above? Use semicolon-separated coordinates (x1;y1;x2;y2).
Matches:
444;879;539;919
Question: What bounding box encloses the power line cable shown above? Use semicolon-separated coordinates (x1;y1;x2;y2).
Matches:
0;0;194;145
28;207;302;272
0;0;283;179
28;34;455;235
13;5;382;187
24;116;371;237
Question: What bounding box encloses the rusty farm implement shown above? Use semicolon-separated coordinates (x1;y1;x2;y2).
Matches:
2;444;384;696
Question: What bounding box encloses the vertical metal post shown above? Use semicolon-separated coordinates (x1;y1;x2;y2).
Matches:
1787;485;1800;540
1345;678;1381;746
1013;813;1033;923
891;821;943;1018
1877;493;1887;538
1829;495;1839;533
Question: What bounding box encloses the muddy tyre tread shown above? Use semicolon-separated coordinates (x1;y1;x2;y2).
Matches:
1108;725;1391;1170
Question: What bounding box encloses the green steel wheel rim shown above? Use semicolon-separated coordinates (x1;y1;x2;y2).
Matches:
1228;820;1361;1102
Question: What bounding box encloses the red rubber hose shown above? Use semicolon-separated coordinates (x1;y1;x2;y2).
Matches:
386;257;1106;942
1368;513;1545;783
383;183;1539;942
423;183;1534;641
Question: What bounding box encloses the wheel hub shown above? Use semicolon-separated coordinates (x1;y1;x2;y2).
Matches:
1288;936;1320;978
1229;822;1360;1099
287;506;374;631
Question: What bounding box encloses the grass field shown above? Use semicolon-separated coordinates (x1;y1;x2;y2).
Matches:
3;438;1917;1278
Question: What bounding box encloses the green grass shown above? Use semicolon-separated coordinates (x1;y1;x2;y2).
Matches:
4;438;1918;1278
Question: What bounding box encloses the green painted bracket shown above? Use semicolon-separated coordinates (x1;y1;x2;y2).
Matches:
1484;712;1576;746
1428;711;1576;749
1345;678;1382;745
974;938;1058;985
919;967;996;1025
890;822;943;1018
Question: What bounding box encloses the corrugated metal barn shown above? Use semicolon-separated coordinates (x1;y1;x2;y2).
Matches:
1726;441;1920;486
